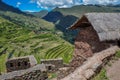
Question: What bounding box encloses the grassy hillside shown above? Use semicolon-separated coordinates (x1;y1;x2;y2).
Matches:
0;16;73;73
0;1;74;73
0;11;55;32
0;0;55;32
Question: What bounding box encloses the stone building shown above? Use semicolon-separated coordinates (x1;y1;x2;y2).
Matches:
69;13;120;67
6;55;37;72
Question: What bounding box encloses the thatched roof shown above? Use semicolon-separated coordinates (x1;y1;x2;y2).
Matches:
69;13;120;41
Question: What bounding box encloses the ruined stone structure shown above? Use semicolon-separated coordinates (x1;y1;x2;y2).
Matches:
41;58;64;69
0;64;48;80
1;56;64;80
69;13;120;68
6;55;37;72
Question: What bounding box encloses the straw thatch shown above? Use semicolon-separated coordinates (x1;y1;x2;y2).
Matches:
70;13;120;41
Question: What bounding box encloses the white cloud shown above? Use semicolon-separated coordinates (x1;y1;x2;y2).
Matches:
30;0;120;10
83;0;120;5
31;0;82;9
16;2;21;7
22;10;36;12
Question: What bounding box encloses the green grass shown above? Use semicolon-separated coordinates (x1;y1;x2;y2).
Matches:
0;10;55;31
45;44;74;63
48;73;57;80
0;17;73;73
91;68;108;80
115;50;120;58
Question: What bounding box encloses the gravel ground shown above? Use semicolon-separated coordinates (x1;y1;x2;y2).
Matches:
106;59;120;80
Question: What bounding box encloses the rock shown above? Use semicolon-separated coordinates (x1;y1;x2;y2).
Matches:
84;69;95;79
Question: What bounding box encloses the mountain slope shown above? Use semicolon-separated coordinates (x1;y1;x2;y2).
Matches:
0;15;73;73
53;5;120;17
0;0;27;15
0;1;73;73
0;0;55;32
43;11;64;23
26;10;48;18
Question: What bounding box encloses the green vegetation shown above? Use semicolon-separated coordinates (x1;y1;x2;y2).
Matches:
92;68;108;80
1;1;120;75
45;44;73;63
0;11;55;31
0;17;73;73
0;2;75;73
115;50;120;58
48;73;57;80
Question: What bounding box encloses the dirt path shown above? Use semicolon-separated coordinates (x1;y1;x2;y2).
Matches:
106;59;120;80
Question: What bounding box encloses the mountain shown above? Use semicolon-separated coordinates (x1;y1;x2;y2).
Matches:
44;5;120;24
0;0;73;73
0;0;55;32
53;5;120;17
26;10;48;18
0;0;27;15
43;11;64;23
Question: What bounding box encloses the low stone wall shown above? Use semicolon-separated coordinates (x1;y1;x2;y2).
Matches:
41;58;64;69
60;46;120;80
6;70;48;80
0;64;47;80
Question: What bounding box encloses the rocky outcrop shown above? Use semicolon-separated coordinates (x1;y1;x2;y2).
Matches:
60;46;120;80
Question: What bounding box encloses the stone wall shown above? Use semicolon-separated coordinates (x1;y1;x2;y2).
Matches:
6;70;48;80
75;26;111;53
69;26;113;71
6;58;30;72
60;46;120;80
41;58;64;69
0;64;48;80
6;55;37;72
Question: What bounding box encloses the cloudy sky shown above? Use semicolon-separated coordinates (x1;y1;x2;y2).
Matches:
2;0;120;12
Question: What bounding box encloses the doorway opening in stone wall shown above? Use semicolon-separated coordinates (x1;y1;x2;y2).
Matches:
48;66;52;70
18;62;21;67
117;40;120;47
10;63;13;67
24;61;28;66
